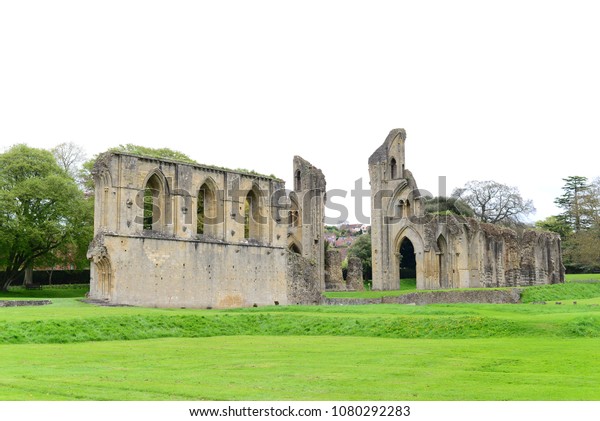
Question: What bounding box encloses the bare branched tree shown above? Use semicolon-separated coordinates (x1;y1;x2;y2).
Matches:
51;142;87;179
452;180;535;224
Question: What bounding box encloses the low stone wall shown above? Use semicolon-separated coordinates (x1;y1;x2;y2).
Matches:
0;300;52;307
322;288;522;306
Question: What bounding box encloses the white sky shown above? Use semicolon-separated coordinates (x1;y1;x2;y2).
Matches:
1;1;599;223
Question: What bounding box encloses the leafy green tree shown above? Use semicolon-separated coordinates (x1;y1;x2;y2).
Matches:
78;158;97;194
535;215;571;239
565;227;600;272
423;196;474;217
80;145;198;196
550;176;600;272
587;177;600;228
0;145;91;291
109;144;197;164
347;233;372;280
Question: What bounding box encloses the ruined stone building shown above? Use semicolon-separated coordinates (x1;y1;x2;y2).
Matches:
87;152;325;308
88;128;564;309
369;129;564;290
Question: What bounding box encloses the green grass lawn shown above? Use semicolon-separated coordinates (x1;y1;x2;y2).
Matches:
324;278;417;298
1;282;600;400
565;273;600;282
1;336;598;400
0;285;89;300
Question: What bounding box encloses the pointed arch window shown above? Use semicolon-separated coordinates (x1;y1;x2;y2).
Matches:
143;174;162;231
294;170;302;191
244;189;262;240
390;158;397;179
197;181;218;236
437;235;448;288
289;195;301;227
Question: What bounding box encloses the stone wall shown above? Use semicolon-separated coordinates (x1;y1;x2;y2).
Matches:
0;300;52;307
369;128;564;291
287;252;322;305
346;257;364;291
323;288;522;305
290;156;327;291
88;152;327;309
90;234;288;308
324;249;345;290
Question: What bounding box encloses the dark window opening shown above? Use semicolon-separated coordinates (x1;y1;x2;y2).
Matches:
143;174;161;231
244;189;261;240
437;235;447;288
197;188;205;234
294;170;302;191
390;158;397;179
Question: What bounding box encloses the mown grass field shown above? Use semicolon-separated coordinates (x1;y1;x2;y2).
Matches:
1;280;600;400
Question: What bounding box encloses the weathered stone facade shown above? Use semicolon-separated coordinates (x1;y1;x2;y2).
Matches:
324;249;345;290
87;128;564;308
369;129;564;290
87;152;325;308
287;252;322;305
346;257;364;291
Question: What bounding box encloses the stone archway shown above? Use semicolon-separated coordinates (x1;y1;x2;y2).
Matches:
140;169;170;232
87;244;113;300
96;256;112;298
398;237;416;289
393;226;425;290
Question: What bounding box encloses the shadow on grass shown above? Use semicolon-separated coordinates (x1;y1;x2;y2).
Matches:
0;285;89;299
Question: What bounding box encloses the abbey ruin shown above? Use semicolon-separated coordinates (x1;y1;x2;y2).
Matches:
369;129;564;290
87;128;563;308
87;153;325;308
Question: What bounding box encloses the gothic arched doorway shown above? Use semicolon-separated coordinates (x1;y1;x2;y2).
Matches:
399;237;416;288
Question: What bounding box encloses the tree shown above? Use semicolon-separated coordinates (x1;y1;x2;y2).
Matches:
565;227;600;272
423;196;475;217
347;233;372;280
0;145;91;291
535;215;571;239
551;176;600;272
78;158;97;195
587;177;600;228
554;176;593;232
79;145;198;196
52;142;87;180
452;180;535;224
109;144;197;164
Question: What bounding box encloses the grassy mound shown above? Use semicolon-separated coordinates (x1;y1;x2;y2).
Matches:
2;279;600;346
0;313;528;344
521;282;600;303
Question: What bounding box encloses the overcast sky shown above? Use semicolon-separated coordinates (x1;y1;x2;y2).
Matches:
1;1;599;223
